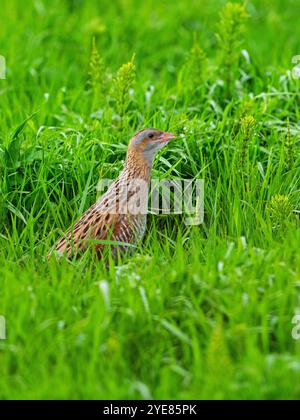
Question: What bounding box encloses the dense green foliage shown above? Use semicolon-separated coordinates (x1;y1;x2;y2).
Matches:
0;0;300;399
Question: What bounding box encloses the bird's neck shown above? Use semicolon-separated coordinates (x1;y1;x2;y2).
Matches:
124;147;152;182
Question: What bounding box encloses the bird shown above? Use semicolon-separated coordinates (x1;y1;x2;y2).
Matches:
52;128;176;262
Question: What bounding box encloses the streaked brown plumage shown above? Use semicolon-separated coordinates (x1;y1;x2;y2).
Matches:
52;128;176;261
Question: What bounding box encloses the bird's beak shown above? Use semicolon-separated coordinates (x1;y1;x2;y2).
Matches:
158;132;176;142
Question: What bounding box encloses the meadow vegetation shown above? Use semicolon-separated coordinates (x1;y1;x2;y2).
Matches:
0;0;300;399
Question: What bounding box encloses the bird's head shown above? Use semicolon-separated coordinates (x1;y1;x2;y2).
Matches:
128;128;176;165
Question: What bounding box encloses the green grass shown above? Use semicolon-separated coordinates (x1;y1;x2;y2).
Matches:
0;0;300;400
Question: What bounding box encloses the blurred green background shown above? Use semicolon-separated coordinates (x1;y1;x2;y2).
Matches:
0;0;300;124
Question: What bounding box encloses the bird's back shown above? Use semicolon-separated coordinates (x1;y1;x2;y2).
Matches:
54;170;148;260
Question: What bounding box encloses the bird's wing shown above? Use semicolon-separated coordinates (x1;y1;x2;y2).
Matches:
54;209;137;260
54;205;120;258
53;176;140;259
55;211;137;259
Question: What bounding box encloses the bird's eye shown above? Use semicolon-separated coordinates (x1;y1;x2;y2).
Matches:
148;133;154;139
